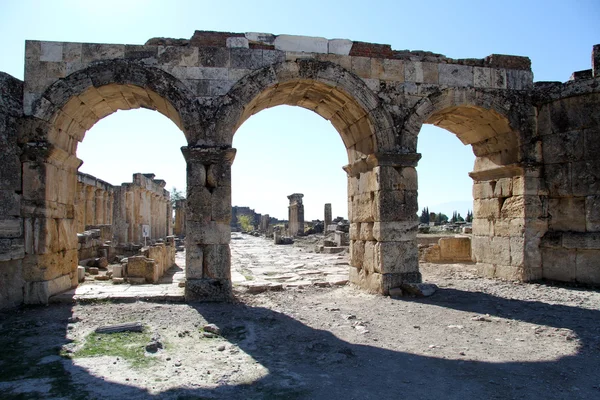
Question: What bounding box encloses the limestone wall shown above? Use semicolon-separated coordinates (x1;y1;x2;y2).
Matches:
173;199;186;237
0;73;25;309
535;62;600;283
420;236;472;263
75;172;114;233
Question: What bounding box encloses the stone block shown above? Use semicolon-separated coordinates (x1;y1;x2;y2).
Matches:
211;186;232;223
375;241;419;274
40;42;63;62
472;181;495;199
474;67;491;88
186;245;203;279
571;160;600;197
472;218;494;236
548;197;586;232
372;221;418;242
203;244;231;280
562;232;600;250
350;240;364;268
227;37;249;48
544;163;571;197
439;237;472;262
473;198;501;219
359;222;374;241
363;240;377;273
586;196;600;231
111;264;123;278
542;130;584;164
575;250;600;284
349;267;383;294
126;255;158;283
542;248;576;281
349;223;360;240
328;39;353;55
375;166;418;191
471;235;511;266
274;35;328;53
351;193;374;223
438;64;474;87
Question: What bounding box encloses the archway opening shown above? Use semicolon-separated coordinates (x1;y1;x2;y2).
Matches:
417;103;525;281
29;74;194;301
73;107;187;290
230;105;350;287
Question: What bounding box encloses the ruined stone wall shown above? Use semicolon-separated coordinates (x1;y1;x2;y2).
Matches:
535;57;600;283
0;73;25;309
75;172;114;233
112;173;171;245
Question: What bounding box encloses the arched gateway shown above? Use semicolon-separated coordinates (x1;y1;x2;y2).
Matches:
1;31;598;307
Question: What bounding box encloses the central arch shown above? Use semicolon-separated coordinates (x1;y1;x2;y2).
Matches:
183;60;423;299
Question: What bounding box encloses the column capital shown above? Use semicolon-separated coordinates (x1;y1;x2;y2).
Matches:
343;153;421;177
181;145;237;165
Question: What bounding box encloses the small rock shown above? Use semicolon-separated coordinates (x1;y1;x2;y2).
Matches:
203;332;217;338
203;324;221;335
217;345;226;351
88;267;99;275
94;275;110;281
344;314;357;320
447;325;464;329
471;315;492;322
178;281;186;288
67;316;81;324
145;340;163;353
400;283;437;297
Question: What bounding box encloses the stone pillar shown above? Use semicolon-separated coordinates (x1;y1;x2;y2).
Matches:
260;214;270;233
593;44;600;78
345;153;422;295
182;146;236;301
84;186;96;227
174;199;187;237
106;192;114;226
95;188;104;225
287;193;304;236
324;203;332;232
75;182;86;233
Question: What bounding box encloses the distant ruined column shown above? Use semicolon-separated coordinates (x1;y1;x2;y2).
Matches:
287;193;304;236
324;203;332;232
259;214;270;233
174;199;187;237
84;186;96;227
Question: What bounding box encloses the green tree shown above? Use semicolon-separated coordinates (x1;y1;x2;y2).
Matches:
465;210;473;223
419;207;430;224
238;214;253;232
171;187;185;208
435;213;449;223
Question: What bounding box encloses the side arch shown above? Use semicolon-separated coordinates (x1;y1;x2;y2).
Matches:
208;59;396;162
30;59;202;149
403;87;544;281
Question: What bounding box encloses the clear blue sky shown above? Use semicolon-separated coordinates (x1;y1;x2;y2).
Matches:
1;0;598;220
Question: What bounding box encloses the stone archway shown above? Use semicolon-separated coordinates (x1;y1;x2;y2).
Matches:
403;88;544;281
20;60;200;303
183;60;422;298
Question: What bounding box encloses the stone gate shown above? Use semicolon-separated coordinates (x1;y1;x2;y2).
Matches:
0;31;598;308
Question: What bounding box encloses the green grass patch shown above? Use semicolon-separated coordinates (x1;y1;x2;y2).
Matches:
72;330;155;368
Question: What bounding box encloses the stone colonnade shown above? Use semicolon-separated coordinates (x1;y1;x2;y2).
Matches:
75;173;114;233
287;194;304;237
75;172;172;244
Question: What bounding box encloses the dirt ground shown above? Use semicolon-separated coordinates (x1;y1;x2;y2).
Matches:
1;235;600;399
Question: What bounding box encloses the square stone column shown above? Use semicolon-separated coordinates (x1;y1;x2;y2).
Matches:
182;146;236;301
345;153;422;295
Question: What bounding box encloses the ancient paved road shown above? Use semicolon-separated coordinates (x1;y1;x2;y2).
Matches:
230;232;349;291
51;233;349;302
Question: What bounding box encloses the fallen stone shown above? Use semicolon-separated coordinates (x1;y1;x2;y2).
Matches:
400;283;437;297
94;275;110;281
111;265;123;278
178;281;186;288
95;322;143;334
203;323;221;335
314;281;331;288
112;278;125;284
128;277;146;284
388;287;403;298
88;267;99;275
77;266;85;283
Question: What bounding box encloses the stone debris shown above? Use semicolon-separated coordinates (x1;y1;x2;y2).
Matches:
400;283;437;297
95;322;144;334
203;324;221;335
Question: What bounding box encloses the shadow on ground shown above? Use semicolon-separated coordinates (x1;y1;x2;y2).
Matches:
1;286;599;399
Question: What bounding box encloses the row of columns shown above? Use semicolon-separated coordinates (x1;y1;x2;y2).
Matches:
75;182;114;232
